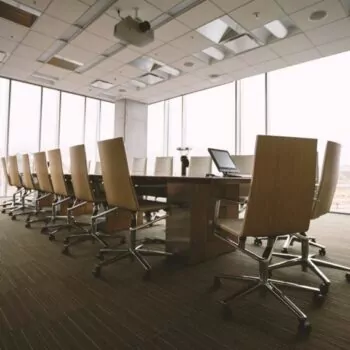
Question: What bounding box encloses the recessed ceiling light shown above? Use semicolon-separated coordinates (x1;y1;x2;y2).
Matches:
184;61;194;67
91;80;114;89
309;10;328;21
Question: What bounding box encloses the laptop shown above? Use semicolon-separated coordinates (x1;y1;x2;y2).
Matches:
208;148;241;177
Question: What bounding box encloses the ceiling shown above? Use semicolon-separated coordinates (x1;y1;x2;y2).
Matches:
1;0;350;104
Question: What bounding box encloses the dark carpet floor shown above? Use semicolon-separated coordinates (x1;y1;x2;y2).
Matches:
0;213;349;349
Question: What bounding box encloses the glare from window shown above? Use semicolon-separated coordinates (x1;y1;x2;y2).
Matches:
85;98;100;171
100;101;115;141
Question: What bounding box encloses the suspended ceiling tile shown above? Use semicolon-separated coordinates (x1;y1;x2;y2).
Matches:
268;34;314;56
36;63;71;79
0;37;18;54
64;72;94;86
0;65;31;79
94;57;124;72
130;39;164;54
46;0;89;24
239;46;279;65
155;20;190;42
210;0;253;12
149;44;186;63
229;0;285;31
117;64;144;78
305;17;350;45
283;48;321;66
112;47;140;63
0;18;29;42
146;0;183;12
59;44;98;64
290;0;347;32
172;56;207;72
71;31;115;54
17;0;52;11
12;44;42;60
5;55;43;71
252;57;287;74
170;31;213;54
177;1;224;30
212;56;248;73
86;14;119;43
21;30;55;50
31;14;71;39
275;0;323;14
317;37;350;56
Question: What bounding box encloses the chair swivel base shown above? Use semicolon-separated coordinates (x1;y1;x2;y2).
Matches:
212;273;323;334
93;245;172;280
269;252;350;291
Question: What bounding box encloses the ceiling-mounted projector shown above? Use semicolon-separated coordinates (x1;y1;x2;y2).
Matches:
114;16;154;47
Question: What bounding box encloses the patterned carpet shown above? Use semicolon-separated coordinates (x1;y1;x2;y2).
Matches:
0;213;349;349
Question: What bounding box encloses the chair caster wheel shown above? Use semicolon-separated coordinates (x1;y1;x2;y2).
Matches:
281;248;288;253
319;248;326;256
41;227;49;234
254;238;262;246
298;319;312;335
221;303;232;321
313;292;325;305
143;270;151;281
1;209;5;214
11;215;16;221
92;266;101;278
25;223;31;229
345;273;350;282
25;217;30;223
212;277;222;290
62;246;69;255
319;283;329;295
63;238;69;244
48;235;55;241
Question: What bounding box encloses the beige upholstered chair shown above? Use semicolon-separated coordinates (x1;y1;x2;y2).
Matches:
269;141;350;291
93;137;172;279
1;157;22;213
132;157;147;175
231;155;255;175
188;156;212;177
212;135;319;333
154;156;173;176
61;144;113;255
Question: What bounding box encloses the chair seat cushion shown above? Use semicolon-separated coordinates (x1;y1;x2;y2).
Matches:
217;218;244;237
139;200;168;211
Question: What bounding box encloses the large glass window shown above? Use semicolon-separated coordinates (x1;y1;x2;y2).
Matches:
240;74;266;154
8;81;41;157
100;101;115;141
0;78;10;196
59;92;85;172
184;83;236;157
268;52;350;213
85;98;100;169
40;88;59;151
147;101;165;174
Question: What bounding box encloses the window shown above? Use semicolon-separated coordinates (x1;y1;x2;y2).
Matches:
240;74;266;154
147;101;165;174
40;88;59;151
59;92;85;171
167;97;183;176
85;98;100;169
100;101;115;141
184;83;236;157
268;52;350;213
0;78;10;196
8;81;41;156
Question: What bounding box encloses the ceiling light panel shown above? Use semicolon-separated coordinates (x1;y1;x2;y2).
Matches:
202;46;225;60
91;79;114;89
45;0;89;23
0;0;41;17
224;34;260;54
138;73;164;85
264;20;288;39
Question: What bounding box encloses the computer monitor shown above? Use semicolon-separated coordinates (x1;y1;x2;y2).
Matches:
208;148;239;176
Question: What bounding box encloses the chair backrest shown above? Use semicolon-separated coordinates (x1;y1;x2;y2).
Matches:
33;152;53;193
154;156;173;176
94;161;101;175
69;145;94;202
312;141;340;219
8;155;22;188
22;154;35;190
188;156;212;177
231;155;255;175
47;149;68;196
98;137;139;211
132;157;147;175
1;157;10;185
241;135;317;237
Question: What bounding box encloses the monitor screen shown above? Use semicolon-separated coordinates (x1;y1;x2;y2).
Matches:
208;148;237;173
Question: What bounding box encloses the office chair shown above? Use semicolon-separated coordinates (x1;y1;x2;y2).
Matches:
41;149;89;240
92;137;172;280
21;154;51;228
188;156;212;177
62;144;115;255
212;135;321;334
269;141;350;291
0;157;22;213
132;157;147;175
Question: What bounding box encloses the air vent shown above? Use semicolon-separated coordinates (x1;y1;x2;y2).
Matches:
47;56;83;71
138;73;164;85
0;0;40;28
